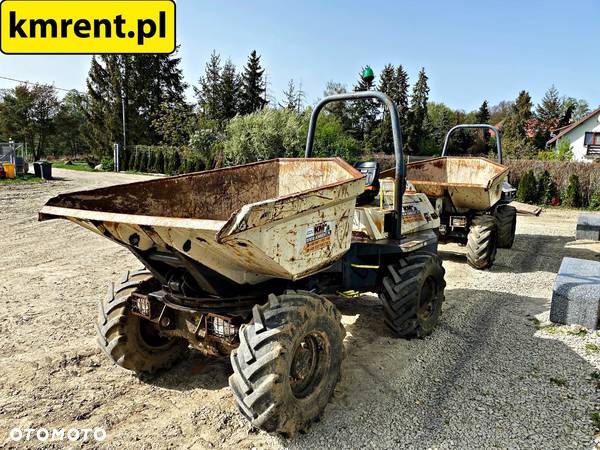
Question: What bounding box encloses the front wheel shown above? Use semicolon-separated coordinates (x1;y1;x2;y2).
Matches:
379;252;446;338
96;269;188;374
229;290;345;436
466;214;497;269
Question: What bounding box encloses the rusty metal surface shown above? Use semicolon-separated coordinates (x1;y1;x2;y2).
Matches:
402;157;509;210
39;158;365;284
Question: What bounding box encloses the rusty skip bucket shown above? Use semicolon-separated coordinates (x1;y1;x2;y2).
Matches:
39;158;364;284
406;156;509;210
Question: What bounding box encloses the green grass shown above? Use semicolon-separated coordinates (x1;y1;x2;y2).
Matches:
585;343;600;354
536;324;588;337
0;174;44;185
51;160;94;172
591;412;600;431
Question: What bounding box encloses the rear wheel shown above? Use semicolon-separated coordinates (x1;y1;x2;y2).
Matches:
96;269;187;374
466;215;497;269
229;291;344;436
379;253;446;338
495;205;517;248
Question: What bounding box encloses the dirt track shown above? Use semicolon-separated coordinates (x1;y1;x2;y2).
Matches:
1;168;600;449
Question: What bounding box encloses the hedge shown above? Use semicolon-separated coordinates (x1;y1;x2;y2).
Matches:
120;145;210;176
506;160;600;207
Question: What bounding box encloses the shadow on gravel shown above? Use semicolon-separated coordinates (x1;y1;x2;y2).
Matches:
142;351;230;391
440;234;600;274
282;288;599;449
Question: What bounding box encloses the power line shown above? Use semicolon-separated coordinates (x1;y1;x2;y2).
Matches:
0;75;84;93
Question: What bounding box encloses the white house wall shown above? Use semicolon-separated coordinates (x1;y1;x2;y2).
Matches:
561;112;600;162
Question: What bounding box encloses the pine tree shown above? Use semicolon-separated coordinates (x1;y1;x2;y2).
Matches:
239;50;267;114
394;65;410;134
84;51;186;158
219;59;240;122
476;100;491;152
281;79;298;111
536;85;562;125
477;100;490;124
406;68;430;154
135;51;187;143
323;81;352;130
195;51;222;123
280;79;305;113
503;90;533;141
376;64;395;152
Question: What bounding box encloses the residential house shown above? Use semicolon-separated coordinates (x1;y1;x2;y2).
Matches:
547;107;600;162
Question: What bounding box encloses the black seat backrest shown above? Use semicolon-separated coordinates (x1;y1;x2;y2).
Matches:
353;161;380;189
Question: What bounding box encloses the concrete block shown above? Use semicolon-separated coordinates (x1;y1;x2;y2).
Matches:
550;257;600;330
576;213;600;241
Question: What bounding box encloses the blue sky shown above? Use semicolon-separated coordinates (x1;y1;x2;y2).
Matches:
1;0;598;111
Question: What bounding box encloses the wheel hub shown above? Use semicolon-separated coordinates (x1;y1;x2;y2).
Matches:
418;277;438;321
290;333;325;398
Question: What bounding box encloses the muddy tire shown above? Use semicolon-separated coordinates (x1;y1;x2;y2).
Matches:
96;269;187;374
495;205;517;249
466;215;497;269
229;290;345;436
379;252;446;338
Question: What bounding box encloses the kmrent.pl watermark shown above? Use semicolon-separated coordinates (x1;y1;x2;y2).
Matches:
8;427;107;443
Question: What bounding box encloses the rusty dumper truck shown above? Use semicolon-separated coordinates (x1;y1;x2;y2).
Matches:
40;92;446;435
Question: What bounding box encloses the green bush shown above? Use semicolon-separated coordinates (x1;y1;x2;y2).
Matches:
164;150;182;175
556;138;573;161
516;170;537;203
147;151;157;173
100;158;114;171
133;150;142;171
536;170;558;205
223;108;305;165
536;151;556;161
563;174;582;207
590;187;600;210
154;150;165;173
172;151;181;175
128;151;136;171
138;151;148;173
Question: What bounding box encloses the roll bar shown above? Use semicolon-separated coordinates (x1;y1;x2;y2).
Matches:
441;124;503;164
304;91;404;240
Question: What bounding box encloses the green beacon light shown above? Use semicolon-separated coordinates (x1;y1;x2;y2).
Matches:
362;66;375;83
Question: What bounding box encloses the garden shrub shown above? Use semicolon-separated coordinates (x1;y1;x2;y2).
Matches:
536;170;558;205
507;160;600;208
128;151;136;171
516;170;537;204
147;151;157;173
133;150;142;171
563;174;582;207
100;158;114;171
154;150;165;173
164;150;182;175
589;187;600;210
138;151;148;173
556;138;573;161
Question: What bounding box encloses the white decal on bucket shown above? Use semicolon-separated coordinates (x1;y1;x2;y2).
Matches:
304;221;333;253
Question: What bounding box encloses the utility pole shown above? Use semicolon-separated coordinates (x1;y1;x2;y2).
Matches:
121;89;127;149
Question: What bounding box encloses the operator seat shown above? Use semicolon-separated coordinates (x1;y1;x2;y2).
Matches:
353;161;380;206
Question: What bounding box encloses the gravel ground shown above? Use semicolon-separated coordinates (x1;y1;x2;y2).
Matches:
1;168;599;449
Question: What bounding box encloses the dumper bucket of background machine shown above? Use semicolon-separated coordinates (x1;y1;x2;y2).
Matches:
406;156;509;210
39;158;365;284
